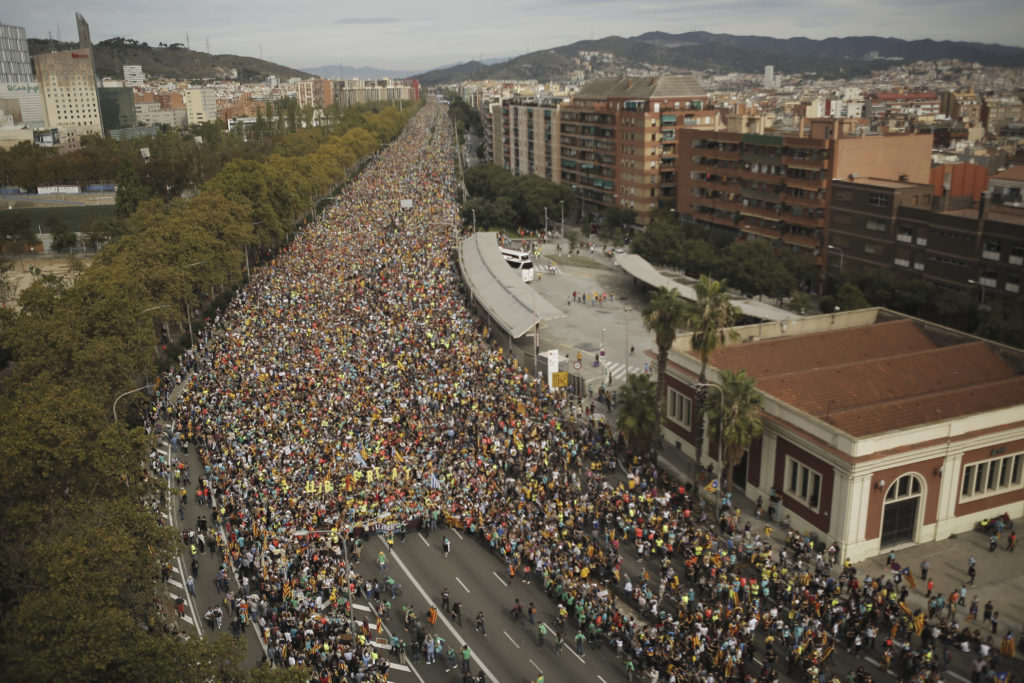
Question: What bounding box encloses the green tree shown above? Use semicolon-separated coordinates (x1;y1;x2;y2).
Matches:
642;286;689;447
704;369;763;493
834;282;870;311
683;275;740;469
45;216;77;253
616;373;659;461
115;159;145;219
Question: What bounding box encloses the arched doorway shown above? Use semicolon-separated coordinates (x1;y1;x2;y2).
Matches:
880;474;923;547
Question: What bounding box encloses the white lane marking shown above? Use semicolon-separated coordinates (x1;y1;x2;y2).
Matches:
384;541;499;683
181;614;194;625
492;571;509;587
543;622;585;663
452;528;463;540
168;578;183;589
597;677;609;683
456;577;471;594
529;658;542;672
418;533;430;546
503;631;520;648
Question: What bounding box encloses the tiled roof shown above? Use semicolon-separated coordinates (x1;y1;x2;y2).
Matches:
700;319;933;378
698;319;1023;437
992;165;1024;182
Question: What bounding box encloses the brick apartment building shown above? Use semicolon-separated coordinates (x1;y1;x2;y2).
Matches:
828;167;1024;303
675;118;932;270
558;75;710;223
499;96;563;183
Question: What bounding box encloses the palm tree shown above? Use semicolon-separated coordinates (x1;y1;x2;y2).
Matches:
616;373;658;461
704;369;763;493
684;274;740;468
642;286;689;440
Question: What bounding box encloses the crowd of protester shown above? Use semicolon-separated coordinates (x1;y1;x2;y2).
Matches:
154;104;1017;683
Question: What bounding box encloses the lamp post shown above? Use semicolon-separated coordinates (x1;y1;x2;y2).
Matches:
113;383;154;422
559;200;565;239
967;279;987;306
696;381;725;520
471;208;476;233
828;244;844;273
624;306;632;376
544;206;548;236
185;261;208;348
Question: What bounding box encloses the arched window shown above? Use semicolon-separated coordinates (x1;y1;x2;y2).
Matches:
885;474;922;502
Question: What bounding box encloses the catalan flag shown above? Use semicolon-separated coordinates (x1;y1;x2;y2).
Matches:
705;479;719;493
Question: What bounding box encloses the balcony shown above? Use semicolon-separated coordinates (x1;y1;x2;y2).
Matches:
784;175;827;191
982;250;1001;261
786;193;824;208
781;232;820;249
741;187;781;202
741;152;782;165
739;204;781;221
782;155;826;169
786;212;825;229
740;224;782;240
701;147;740;161
897;234;913;243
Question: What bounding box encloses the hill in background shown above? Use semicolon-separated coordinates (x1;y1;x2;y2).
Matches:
413;30;1024;85
28;36;312;82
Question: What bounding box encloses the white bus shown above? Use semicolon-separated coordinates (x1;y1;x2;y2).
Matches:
500;247;535;282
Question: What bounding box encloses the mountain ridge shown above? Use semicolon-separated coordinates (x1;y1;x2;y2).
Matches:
412;30;1024;85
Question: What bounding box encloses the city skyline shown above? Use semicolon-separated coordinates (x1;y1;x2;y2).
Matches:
5;0;1024;73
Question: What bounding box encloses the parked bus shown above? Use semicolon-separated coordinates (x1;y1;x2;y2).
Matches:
500;247;535;282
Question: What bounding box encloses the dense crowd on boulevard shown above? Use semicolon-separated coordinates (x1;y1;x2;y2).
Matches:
151;105;1018;683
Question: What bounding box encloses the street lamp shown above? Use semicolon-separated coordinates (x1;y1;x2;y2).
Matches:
559;200;565;239
184;261;208;348
696;381;724;519
113;383;154;422
828;244;844;273
544;206;548;236
967;279;987;306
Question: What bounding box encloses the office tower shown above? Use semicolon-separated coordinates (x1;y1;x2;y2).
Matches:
763;65;774;89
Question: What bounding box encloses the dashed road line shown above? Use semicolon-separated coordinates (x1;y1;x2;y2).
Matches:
456;577;471;593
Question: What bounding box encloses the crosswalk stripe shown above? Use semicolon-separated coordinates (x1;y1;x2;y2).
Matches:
181;614;194;625
168;578;183;589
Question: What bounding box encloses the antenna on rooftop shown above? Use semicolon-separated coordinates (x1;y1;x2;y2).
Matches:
186;32;191;51
206;36;211;54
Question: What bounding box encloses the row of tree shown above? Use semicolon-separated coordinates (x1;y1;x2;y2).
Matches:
461;163;576;233
0;101;421;680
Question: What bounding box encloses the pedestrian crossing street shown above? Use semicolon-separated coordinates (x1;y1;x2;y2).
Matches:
603;360;646;381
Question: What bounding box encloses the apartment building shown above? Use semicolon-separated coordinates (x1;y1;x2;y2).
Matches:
296;78;334;109
982;95;1023;132
559;75;709;222
676;119;931;269
827;169;1024;303
499;96;564;182
122;65;144;89
941;89;981;125
184;88;218;125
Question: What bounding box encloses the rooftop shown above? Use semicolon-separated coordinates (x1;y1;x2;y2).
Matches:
574;74;703;101
689;314;1024;438
991;166;1024;182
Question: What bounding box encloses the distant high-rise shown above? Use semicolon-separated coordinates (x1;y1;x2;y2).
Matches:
33;13;104;149
123;65;144;89
0;22;33;83
763;65;774;89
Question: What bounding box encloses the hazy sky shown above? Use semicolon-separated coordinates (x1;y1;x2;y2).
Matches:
7;0;1022;72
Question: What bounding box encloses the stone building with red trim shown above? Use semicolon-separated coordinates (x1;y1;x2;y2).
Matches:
661;308;1024;561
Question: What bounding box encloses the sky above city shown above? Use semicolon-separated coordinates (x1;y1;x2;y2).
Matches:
8;0;1023;72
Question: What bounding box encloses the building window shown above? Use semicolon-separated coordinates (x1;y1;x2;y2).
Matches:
785;457;822;511
834;190;852;202
667;388;692;430
868;193;890;207
866;219;886;232
961;453;1023;499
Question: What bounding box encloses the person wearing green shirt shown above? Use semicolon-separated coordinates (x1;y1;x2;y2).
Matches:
625;658;636;681
537;622;547;646
461;644;472;674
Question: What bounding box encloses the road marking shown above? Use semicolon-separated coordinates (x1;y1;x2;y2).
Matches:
352;603;372;613
451;528;463;540
173;554;203;640
417;533;430;546
865;657;879;666
456;577;471;594
503;631;520;648
529;658;542;672
384;541;498;683
597;677;609;683
542;622;585;663
492;571;509;587
168;578;183;589
181;614;194;625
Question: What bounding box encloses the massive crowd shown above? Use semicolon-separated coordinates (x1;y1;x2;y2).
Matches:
159;105;1017;683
